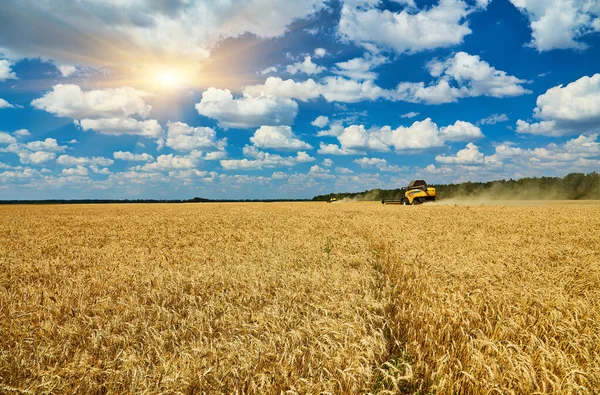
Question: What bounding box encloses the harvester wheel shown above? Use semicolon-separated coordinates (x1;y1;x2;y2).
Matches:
402;198;410;205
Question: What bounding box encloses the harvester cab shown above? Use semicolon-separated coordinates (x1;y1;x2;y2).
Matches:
382;180;436;205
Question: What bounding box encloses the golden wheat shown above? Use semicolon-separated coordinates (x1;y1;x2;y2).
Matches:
0;202;598;394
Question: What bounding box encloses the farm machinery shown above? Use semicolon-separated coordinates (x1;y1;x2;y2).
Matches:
382;180;436;205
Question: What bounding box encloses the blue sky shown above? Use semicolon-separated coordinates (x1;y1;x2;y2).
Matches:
0;0;599;199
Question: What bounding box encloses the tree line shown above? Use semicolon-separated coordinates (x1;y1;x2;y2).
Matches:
312;172;600;201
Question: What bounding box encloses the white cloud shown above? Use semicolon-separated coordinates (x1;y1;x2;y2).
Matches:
516;74;600;136
479;113;509;125
244;77;321;102
0;98;14;109
395;52;531;104
320;76;386;103
204;151;228;160
508;0;600;51
311;115;329;128
0;132;17;144
24;138;67;152
322;158;333;167
76;118;163;138
338;124;390;151
163;121;226;151
493;134;600;170
260;66;278;75
332;52;388;80
220;147;314;170
286;56;325;75
515;120;559;136
401;112;420;119
440;120;484;141
195;87;298;128
317;142;364;155
57;155;114;167
62;166;89;176
250;125;312;150
31;84;152;119
18;151;56;165
0;0;327;68
113;151;154;162
384;119;446;150
0;60;17;81
139;151;203;172
316;122;345;137
314;48;327;58
324;118;482;154
436;142;485;164
335;166;354;174
338;0;484;54
58;65;77;77
354;157;404;172
13;129;30;137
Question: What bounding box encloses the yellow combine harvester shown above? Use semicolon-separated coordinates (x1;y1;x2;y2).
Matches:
382;180;436;205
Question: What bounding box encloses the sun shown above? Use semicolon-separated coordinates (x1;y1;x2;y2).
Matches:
155;69;184;89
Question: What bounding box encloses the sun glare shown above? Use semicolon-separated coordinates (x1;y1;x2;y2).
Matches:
156;69;184;89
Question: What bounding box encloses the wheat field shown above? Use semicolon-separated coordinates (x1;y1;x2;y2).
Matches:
1;202;599;394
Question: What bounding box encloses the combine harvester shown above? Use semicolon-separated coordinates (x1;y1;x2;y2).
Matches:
382;180;436;205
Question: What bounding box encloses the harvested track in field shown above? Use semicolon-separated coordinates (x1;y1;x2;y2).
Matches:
1;202;599;394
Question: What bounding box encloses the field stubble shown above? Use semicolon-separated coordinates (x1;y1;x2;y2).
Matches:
0;202;599;394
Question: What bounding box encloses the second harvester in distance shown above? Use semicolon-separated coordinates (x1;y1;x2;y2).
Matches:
382;180;436;205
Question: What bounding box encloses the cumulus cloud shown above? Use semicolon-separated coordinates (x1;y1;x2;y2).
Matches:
220;146;314;170
0;60;17;81
139;151;202;172
435;142;485;164
0;132;17;145
338;0;485;54
260;66;278;75
18;151;56;165
57;155;114;167
1;138;69;165
76;118;163;138
286;56;325;75
244;77;321;102
395;52;531;104
493;134;600;170
113;151;154;162
250;125;312;150
195;87;298;128
58;65;77;77
439;120;484;141
322;158;333;167
320;118;482;154
246;53;528;105
31;84;152;119
311;115;329;129
13;129;30;137
516;74;600;136
508;0;600;51
244;76;386;103
317;142;364;155
24;138;67;153
332;52;388;80
31;84;165;139
62;166;89;176
314;48;327;58
354;157;405;172
0;98;15;109
163;121;226;152
0;0;328;67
